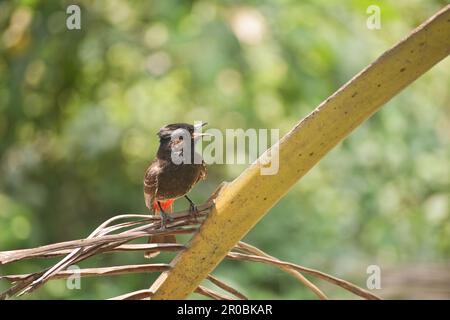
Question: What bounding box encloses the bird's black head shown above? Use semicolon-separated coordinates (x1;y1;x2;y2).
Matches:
158;123;194;141
157;122;207;141
156;122;208;160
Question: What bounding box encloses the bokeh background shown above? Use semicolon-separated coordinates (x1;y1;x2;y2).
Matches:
1;0;449;299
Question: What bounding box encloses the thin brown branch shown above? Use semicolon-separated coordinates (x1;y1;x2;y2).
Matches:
195;286;234;300
2;264;171;282
109;289;154;300
1;225;190;297
110;285;234;301
0;199;207;299
0;228;194;265
0;204;209;297
0;202;212;266
206;274;248;300
226;252;381;300
0;189;378;301
0;244;186;263
236;242;328;300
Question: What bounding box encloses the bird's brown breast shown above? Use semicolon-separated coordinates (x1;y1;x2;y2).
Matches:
144;157;207;207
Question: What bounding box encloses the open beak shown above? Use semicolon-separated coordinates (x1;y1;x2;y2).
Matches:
193;122;210;141
193;132;212;140
194;122;208;130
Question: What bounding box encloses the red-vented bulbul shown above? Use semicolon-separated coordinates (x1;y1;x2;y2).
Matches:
143;123;208;258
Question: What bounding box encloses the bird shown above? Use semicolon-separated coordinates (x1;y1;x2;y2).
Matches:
143;122;208;258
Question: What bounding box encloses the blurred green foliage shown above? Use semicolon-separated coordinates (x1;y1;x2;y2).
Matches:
0;0;449;299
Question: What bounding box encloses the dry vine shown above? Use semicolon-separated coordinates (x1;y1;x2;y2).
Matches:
0;199;381;300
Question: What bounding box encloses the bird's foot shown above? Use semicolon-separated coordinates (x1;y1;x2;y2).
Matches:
159;210;173;230
184;195;200;223
188;202;199;223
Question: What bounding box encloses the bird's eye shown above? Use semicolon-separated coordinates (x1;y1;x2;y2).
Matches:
179;136;183;141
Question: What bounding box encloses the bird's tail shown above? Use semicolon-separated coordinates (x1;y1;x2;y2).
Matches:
144;199;176;259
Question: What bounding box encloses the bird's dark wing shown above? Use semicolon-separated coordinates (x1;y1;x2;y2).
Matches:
143;160;160;211
194;161;207;185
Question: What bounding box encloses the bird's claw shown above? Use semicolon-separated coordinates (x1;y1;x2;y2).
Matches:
189;203;199;223
159;211;173;230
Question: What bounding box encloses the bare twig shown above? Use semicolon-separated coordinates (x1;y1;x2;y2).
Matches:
0;243;185;263
0;195;381;300
226;252;381;300
236;242;328;300
0;203;211;265
109;285;234;301
109;289;154;300
1;264;171;282
195;286;234;300
206;274;248;300
0;205;210;298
